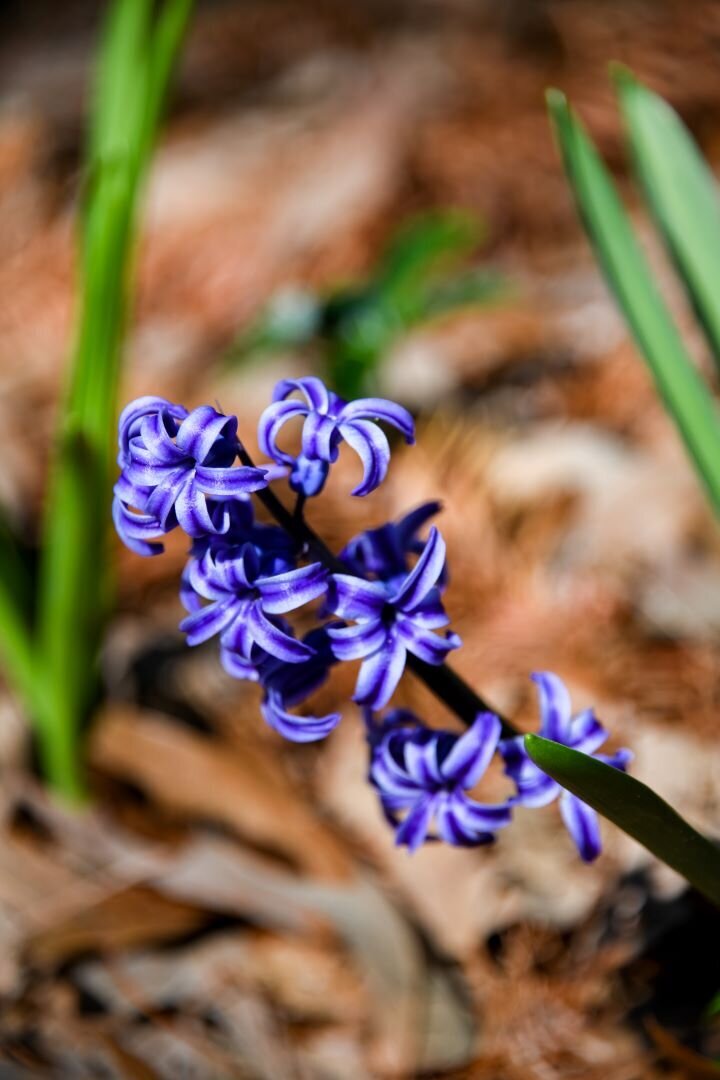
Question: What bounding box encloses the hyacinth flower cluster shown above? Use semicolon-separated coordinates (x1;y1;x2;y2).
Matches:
114;377;631;860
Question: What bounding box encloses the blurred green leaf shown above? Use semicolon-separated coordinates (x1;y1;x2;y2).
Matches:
377;209;482;310
548;89;720;517
705;991;720;1018
227;209;504;400
424;267;508;318
615;66;720;377
0;518;41;723
35;0;192;800
525;734;720;908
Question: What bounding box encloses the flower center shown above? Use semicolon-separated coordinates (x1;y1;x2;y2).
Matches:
381;601;396;627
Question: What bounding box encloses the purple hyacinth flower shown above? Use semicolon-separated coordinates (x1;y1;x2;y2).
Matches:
179;542;328;665
341;500;445;587
368;709;512;852
326;526;460;709
257;376;415;497
113;396;268;555
500;672;632;862
235;627;341;742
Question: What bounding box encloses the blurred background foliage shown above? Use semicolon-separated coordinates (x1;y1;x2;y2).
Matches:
229;208;508;399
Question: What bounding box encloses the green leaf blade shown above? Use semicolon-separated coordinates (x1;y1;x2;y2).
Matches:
36;0;193;800
615;67;720;376
525;734;720;908
548;89;720;517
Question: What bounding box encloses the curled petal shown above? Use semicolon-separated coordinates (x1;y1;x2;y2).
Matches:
112;496;164;556
329;575;387;620
262;689;341;743
354;631;407;709
219;605;256;656
118;396;186;464
213;545;259;593
220;647;259;681
391;526;446;611
258;399;308;464
174;476;217;537
531;672;573;743
395;795;435;852
139;411;188;466
339;420;390;497
113;471;150;508
124;460;182;490
596;748;633;771
175;406;237;463
340;397;415;443
341;524;404;579
452;793;512;834
500;736;560;808
257;562;328;614
327;620;387;661
567;709;607;755
396;500;442;546
180;600;237;646
247;605;315;663
435;798;494;847
404;739;442;786
302;411;339;462
143;467;190;529
399;623;461;665
559;791;602;862
180;561;204;612
273;376;330;413
403;599;448;629
194;464;267;498
441;711;501;788
370;749;422;800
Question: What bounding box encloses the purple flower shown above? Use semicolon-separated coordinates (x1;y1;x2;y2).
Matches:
179;543;328;665
257;376;415;497
341;501;444;587
241;627;341;742
368;710;512;852
113;396;267;555
500;673;632;862
181;506;298;620
326;526;460;709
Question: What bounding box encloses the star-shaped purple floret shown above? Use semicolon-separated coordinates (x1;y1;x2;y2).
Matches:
113;396;268;555
179;542;328;666
326;526;461;709
500;672;632;862
257;376;415;498
369;710;512;852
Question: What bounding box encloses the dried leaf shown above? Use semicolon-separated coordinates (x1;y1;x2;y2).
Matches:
90;704;353;881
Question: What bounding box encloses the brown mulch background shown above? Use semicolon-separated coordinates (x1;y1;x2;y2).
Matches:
0;1;719;1076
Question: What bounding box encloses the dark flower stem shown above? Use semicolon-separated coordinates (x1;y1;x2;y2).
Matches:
238;442;517;737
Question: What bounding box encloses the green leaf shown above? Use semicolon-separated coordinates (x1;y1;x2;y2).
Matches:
0;514;50;745
35;0;192;801
423;267;508;318
547;89;720;517
615;66;720;377
525;734;720;908
705;990;720;1019
377;209;482;314
0;573;41;727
